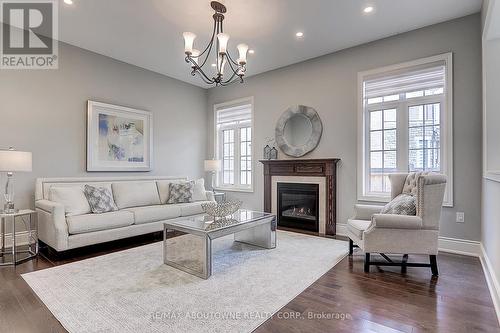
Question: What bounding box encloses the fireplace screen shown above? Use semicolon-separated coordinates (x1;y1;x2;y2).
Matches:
277;183;319;232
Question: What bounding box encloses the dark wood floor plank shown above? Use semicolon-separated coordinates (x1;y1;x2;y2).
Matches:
0;234;498;333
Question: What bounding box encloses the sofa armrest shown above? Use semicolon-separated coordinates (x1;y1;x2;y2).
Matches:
372;214;423;229
205;191;216;202
35;200;69;251
352;204;383;220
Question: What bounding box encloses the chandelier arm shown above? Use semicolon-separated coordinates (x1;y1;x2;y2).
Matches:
220;70;238;85
195;66;216;84
220;75;243;87
224;55;240;75
197;21;217;70
225;52;240;66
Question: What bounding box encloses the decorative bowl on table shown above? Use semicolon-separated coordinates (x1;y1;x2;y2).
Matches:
201;200;242;219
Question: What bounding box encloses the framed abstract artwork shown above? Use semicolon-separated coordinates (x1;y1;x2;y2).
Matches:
87;101;153;171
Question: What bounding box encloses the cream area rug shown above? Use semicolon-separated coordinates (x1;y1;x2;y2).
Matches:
22;231;348;333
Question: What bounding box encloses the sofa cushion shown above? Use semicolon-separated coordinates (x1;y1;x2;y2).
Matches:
191;179;208;201
112;181;161;209
49;186;91;217
157;179;207;204
126;205;181;225
347;219;372;239
167;182;193;204
381;193;417;215
178;201;213;216
83;185;118;214
66;211;134;235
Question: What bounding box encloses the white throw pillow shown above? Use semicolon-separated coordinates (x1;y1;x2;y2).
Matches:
191;178;207;202
49;186;91;217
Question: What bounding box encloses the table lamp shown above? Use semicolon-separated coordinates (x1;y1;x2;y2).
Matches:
0;148;32;214
204;159;221;194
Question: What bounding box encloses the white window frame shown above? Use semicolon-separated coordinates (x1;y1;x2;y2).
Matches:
357;53;453;207
213;97;254;192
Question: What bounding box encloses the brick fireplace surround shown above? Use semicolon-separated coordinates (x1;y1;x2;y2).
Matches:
260;159;340;236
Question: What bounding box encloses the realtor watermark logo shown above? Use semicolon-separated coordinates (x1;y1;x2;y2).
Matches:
1;0;58;69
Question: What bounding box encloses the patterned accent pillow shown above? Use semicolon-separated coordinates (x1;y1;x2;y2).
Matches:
380;193;416;215
167;182;193;204
83;185;118;214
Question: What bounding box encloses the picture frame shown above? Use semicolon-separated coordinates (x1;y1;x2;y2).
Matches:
87;101;153;172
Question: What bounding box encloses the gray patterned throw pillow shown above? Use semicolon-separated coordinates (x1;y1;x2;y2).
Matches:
380;193;416;216
167;182;193;204
83;185;118;214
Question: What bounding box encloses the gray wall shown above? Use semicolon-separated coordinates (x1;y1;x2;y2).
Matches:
207;14;483;241
0;42;208;211
482;0;500;297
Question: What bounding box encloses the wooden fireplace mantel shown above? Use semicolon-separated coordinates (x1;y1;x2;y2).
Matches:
260;158;340;236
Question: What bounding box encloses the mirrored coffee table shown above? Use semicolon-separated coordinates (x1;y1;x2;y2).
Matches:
163;209;276;279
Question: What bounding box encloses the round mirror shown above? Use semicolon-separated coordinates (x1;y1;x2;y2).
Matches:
275;105;323;157
283;114;313;147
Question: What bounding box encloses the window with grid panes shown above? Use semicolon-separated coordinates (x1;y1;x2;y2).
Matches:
359;55;452;205
215;98;253;191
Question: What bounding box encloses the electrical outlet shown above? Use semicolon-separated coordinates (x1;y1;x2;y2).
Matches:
456;212;465;223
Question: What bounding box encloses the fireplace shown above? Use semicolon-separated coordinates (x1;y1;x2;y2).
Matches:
277;183;319;232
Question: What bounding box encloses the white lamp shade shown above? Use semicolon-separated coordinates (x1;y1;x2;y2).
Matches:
183;32;196;54
217;33;229;54
191;49;200;68
236;43;248;64
204;159;221;172
0;150;32;172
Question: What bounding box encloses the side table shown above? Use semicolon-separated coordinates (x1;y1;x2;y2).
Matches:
0;209;38;266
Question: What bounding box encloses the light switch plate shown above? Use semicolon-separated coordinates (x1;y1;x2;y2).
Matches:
456;212;465;223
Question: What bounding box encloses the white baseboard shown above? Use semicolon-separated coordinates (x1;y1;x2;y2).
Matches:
0;231;30;248
437;237;481;257
336;223;481;257
480;244;500;326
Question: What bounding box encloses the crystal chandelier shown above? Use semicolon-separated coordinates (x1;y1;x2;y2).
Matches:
183;1;248;86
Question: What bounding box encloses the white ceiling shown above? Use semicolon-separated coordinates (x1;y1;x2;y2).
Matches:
57;0;482;88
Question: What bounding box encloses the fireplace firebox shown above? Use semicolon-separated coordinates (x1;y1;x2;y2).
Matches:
277;183;319;232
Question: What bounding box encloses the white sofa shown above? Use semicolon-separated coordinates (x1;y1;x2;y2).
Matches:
35;176;215;252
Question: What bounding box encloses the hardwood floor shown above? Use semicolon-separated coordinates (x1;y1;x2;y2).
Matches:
1;234;498;333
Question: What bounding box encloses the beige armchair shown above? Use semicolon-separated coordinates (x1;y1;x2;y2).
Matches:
347;173;447;275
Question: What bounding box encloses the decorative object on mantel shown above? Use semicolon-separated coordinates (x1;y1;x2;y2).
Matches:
275;105;323;157
260;158;340;235
0;148;32;213
87;101;152;172
263;145;271;160
201;200;242;220
270;147;278;160
182;1;249;86
204;159;221;193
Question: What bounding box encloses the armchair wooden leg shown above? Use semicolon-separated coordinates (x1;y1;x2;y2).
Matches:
349;239;354;255
364;253;370;273
430;255;438;276
401;254;408;274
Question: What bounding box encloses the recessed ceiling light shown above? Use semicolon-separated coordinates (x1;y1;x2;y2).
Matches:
211;63;216;67
64;0;73;4
248;49;255;54
363;6;374;13
295;32;304;38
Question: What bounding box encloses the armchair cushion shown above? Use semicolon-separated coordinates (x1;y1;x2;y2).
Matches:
402;171;430;196
372;214;423;229
347;219;372;239
380;193;416;215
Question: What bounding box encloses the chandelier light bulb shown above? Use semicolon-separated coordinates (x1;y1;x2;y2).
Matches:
183;32;196;55
217;33;230;54
236;43;248;65
191;49;200;68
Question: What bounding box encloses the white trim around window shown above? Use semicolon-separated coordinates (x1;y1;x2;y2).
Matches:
213;97;255;192
357;53;454;206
